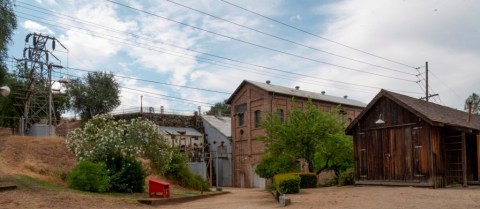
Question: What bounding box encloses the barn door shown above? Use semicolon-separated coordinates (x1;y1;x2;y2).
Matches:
379;129;393;181
358;132;367;178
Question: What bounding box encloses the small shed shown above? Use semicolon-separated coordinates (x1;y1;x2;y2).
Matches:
346;90;480;188
201;115;232;187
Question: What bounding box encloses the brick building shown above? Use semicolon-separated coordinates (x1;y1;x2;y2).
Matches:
226;80;366;188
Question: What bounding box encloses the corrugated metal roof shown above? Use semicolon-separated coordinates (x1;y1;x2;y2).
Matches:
158;126;203;137
201;115;231;137
245;80;366;108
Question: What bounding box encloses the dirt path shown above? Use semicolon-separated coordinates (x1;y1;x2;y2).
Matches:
2;180;480;209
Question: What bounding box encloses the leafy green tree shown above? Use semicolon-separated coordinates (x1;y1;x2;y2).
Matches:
257;99;353;178
206;99;230;116
0;0;17;84
66;72;120;121
255;154;299;179
465;93;480;114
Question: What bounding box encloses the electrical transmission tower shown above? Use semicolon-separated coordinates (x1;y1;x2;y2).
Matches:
16;33;67;135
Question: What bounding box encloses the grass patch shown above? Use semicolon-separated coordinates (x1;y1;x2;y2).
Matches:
16;174;65;191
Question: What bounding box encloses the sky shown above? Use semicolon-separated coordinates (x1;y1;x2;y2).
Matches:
6;0;480;116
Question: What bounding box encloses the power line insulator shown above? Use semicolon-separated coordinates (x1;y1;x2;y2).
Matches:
52;40;55;50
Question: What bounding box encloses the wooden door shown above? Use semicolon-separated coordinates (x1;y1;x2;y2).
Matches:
358;132;367;178
381;129;392;180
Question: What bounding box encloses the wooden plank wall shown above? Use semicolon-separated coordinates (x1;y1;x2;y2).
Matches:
353;97;434;185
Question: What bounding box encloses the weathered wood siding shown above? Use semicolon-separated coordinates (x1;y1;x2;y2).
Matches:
353;97;436;186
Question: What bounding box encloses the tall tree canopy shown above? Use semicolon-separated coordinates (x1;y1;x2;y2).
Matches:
206;99;230;116
0;0;17;84
465;93;480;114
256;100;353;179
67;72;120;121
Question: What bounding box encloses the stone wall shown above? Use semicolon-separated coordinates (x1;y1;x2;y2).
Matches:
113;112;205;133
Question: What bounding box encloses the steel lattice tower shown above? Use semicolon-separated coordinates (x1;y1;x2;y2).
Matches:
17;33;67;135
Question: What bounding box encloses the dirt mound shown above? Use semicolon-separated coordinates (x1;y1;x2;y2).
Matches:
56;120;83;136
0;136;77;185
0;127;12;137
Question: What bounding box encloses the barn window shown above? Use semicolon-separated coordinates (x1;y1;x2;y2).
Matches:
254;110;261;128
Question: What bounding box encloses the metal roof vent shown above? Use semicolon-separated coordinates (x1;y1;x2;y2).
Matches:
344;95;348;99
321;91;325;95
295;86;300;90
266;80;271;84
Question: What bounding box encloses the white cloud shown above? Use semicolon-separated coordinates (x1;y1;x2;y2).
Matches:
22;20;55;35
289;15;301;22
306;0;480;108
35;0;57;5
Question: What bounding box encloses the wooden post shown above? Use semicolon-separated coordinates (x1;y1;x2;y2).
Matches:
462;132;467;187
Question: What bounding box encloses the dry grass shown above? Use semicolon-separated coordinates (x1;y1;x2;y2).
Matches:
0;135;76;185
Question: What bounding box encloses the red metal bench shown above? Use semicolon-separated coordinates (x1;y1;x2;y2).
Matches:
148;179;170;198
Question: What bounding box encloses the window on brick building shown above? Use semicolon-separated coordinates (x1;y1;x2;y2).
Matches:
276;109;284;122
235;103;247;126
254;110;261;128
238;113;244;126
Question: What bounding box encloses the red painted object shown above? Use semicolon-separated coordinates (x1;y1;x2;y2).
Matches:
148;179;170;198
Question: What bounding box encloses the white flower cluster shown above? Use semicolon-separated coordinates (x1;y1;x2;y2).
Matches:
66;114;173;173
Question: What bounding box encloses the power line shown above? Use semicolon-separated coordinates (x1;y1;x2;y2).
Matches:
64;66;231;94
13;4;424;96
105;0;417;82
13;3;422;93
11;11;380;92
12;14;422;95
164;0;415;76
52;70;216;106
219;0;419;70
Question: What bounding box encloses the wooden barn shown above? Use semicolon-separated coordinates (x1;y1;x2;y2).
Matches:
346;90;480;188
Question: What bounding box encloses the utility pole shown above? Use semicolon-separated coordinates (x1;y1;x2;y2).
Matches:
425;61;428;102
140;95;143;113
419;61;439;102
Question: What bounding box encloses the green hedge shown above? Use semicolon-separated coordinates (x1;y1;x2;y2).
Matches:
67;161;110;192
338;168;354;186
273;173;300;194
290;172;317;188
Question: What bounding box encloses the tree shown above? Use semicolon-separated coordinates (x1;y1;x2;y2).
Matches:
67;72;120;120
206;99;230;116
465;93;480;114
257;99;353;179
0;0;17;84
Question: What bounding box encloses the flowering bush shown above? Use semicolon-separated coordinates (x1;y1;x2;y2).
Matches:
67;114;173;174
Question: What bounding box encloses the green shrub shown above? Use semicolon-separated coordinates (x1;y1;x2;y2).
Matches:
338;167;354;186
106;154;146;193
165;151;210;191
67;161;110;192
273;173;300;194
290;172;317;188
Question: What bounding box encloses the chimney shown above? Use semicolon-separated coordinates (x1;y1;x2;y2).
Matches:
295;86;300;90
160;106;164;114
344;95;348;99
467;101;473;123
321;91;325;95
266;80;271;84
